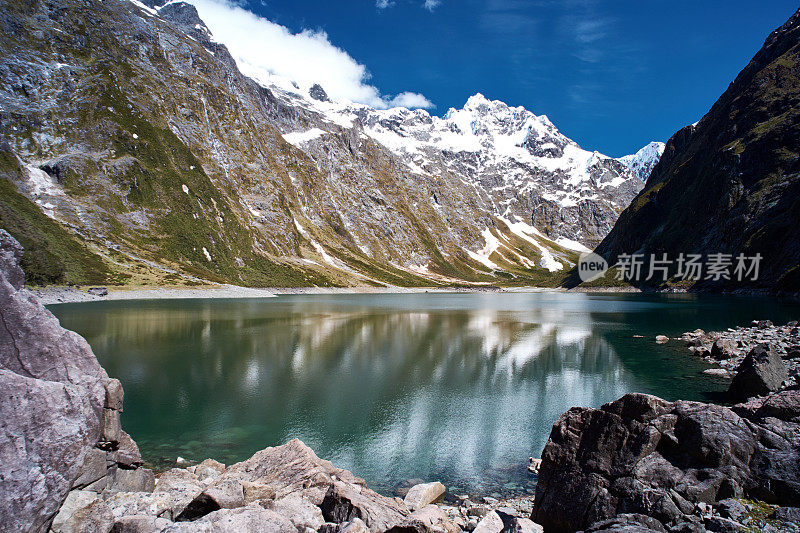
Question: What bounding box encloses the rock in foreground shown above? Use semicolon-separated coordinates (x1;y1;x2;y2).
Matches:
532;392;800;532
0;230;153;533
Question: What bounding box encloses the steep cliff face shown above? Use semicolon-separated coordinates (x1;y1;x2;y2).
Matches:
0;0;648;287
595;9;800;293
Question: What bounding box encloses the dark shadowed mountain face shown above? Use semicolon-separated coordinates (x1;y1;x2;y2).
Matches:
595;9;800;294
0;0;647;288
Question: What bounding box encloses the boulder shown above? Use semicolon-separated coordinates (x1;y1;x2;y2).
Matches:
655;335;670;344
104;491;193;522
403;482;446;511
0;232;152;532
532;393;800;532
269;492;326;530
702;516;747;532
109;468;156;493
715;499;747;522
191;459;225;482
51;490;114;533
0;232;109;532
212;439;411;530
711;339;738;360
509;517;543;533
319;482;409;532
240;481;276;504
182;504;297;532
473;511;504;533
405;504;460;533
153;469;203;499
728;345;788;400
732;390;800;422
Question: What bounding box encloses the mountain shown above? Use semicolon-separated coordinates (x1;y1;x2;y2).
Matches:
618;141;665;181
0;0;654;287
594;9;800;293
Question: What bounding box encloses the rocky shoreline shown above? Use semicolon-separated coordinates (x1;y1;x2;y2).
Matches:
680;321;800;385
3;229;800;533
33;284;642;306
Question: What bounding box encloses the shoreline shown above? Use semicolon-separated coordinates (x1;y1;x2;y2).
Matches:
35;283;642;305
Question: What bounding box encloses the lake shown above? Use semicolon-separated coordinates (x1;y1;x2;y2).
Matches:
49;291;800;498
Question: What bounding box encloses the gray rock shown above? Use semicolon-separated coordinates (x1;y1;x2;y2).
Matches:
728;344;788;400
532;392;800;532
770;506;800;524
191;459;225;482
175;504;297;532
715;499;747;521
112;431;144;469
703;516;746;532
320;481;409;532
202;477;245;509
101;408;123;445
0;234;109;532
473;511;504;533
269;492;325;530
0;230;24;289
51;490;114;533
404;505;460;533
240;481;276;504
309;83;331;102
153;469;203;498
107;514;173;533
104;492;191;522
75;448;112;489
711;339;738;360
403;481;445;511
105;379;124;411
510;517;544;533
87;287;108;297
108;468;156;493
213;439;411;530
583;513;668;532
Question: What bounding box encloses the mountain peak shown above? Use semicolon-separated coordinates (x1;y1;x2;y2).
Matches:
618;141;665;181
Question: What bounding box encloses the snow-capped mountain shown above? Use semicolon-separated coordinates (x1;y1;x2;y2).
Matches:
0;0;662;287
267;78;652;247
619;141;666;181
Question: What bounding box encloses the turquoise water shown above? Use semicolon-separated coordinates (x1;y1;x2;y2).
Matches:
50;292;800;497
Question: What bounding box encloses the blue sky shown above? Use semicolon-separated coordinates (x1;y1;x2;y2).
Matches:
217;0;797;157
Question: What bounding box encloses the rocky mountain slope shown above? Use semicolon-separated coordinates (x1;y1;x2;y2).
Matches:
594;9;800;294
0;0;653;288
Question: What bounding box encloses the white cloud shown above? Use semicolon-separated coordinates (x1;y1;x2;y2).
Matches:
376;0;394;8
183;0;433;109
389;92;434;109
423;0;441;11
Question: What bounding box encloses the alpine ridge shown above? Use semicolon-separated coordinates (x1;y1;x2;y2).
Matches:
0;0;657;288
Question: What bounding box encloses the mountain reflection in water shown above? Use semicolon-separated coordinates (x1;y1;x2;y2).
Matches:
50;292;800;495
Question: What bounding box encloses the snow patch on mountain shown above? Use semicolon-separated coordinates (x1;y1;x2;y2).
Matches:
619;141;665;181
283;128;326;147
